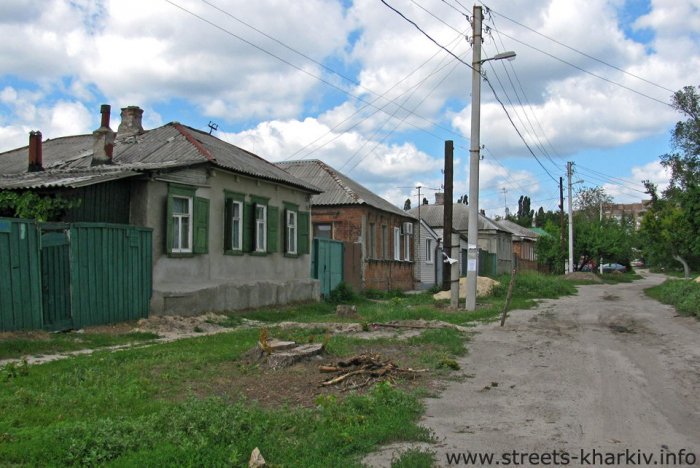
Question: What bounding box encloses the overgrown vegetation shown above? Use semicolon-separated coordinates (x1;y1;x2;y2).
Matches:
0;191;80;221
645;279;700;318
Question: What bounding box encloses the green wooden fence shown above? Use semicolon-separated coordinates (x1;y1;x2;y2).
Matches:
0;218;152;332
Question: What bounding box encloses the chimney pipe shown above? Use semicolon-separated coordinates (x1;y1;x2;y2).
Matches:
28;131;43;172
435;192;444;205
117;106;144;137
92;104;115;165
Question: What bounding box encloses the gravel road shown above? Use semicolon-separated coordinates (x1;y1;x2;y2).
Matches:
366;271;700;467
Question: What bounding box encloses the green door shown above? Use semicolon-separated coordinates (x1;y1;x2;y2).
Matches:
312;238;344;297
41;229;73;331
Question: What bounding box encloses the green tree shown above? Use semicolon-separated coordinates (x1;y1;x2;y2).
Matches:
535;220;564;274
0;191;79;222
639;85;700;278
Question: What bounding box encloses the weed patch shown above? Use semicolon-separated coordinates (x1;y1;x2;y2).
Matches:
646;279;700;318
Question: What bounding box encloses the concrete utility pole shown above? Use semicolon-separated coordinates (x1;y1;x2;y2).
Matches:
567;161;574;273
465;5;483;311
559;176;565;267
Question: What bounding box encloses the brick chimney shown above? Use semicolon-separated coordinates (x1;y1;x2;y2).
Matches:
28;131;43;172
435;192;444;205
92;104;116;165
117;106;144;137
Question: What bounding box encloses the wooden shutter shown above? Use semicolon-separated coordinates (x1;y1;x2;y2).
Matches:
243;202;254;252
267;205;279;253
193;197;209;254
298;211;310;255
223;198;232;251
165;197;174;254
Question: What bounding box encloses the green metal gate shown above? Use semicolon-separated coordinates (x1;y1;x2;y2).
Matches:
40;225;73;330
312;238;344;297
478;249;498;277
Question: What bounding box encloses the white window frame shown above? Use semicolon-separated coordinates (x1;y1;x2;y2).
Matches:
286;209;297;254
172;196;193;253
255;204;267;252
404;233;411;261
426;238;434;264
393;227;401;261
230;200;243;251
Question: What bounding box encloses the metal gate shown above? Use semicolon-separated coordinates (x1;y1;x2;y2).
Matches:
40;225;73;330
312;238;344;297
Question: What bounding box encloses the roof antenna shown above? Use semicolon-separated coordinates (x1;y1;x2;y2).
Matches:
207;121;219;135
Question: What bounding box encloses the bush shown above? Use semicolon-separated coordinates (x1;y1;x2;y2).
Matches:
326;282;357;304
646;279;700;318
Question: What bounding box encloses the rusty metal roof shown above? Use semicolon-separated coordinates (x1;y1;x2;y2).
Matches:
277;160;415;219
0;123;320;193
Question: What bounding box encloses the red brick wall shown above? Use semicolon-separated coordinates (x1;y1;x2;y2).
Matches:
311;205;415;291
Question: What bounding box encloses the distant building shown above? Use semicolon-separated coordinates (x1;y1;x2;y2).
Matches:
603;201;650;228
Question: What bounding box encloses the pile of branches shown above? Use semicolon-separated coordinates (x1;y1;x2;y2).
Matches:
319;353;427;391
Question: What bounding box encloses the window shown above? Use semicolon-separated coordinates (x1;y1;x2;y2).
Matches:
404;232;411;261
167;184;209;255
286;209;297;254
381;225;387;259
393;227;401;260
255;204;267;252
313;223;332;239
172;196;192;253
368;223;375;258
227;200;243;251
426;238;434;263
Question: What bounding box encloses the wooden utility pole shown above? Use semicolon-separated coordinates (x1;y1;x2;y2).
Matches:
442;140;454;291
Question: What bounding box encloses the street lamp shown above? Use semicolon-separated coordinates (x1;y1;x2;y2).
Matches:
465;5;516;311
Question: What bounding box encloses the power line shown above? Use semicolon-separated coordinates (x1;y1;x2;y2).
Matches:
379;0;560;183
479;2;676;94
166;0;464;146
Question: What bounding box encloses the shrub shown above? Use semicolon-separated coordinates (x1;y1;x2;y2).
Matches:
646;279;700;318
326;282;357;304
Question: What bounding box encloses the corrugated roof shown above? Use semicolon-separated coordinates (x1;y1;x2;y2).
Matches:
0;169;140;190
406;203;505;232
494;219;541;239
277;160;415;219
0;123;320;193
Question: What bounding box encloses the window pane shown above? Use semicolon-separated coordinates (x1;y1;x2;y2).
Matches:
173;197;189;215
232;203;240;219
173;218;181;249
232;220;240;249
181;217;190;249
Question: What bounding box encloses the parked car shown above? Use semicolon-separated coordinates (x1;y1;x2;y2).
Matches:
602;263;627;273
630;259;645;267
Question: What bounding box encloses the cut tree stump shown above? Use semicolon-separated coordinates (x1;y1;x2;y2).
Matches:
266;343;324;370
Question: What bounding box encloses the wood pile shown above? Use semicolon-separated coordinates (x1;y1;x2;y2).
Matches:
318;353;427;391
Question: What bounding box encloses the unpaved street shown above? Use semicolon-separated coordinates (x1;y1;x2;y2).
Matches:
367;272;700;467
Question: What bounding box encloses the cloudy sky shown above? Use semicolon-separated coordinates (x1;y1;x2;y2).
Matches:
1;0;698;217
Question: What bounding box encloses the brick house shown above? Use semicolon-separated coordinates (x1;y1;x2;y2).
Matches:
277;160;417;291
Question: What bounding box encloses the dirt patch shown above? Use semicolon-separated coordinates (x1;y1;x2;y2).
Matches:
0;330;51;341
564;271;603;282
433;277;501;300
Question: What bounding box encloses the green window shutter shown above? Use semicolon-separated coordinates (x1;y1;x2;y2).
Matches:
193;197;209;254
268;206;279;253
243;202;254;253
223;198;232;251
298;211;310;255
283;208;289;253
165;196;174;254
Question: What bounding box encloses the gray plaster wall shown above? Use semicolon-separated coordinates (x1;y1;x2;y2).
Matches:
129;165;320;315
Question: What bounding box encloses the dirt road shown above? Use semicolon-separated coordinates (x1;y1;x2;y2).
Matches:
367;271;700;467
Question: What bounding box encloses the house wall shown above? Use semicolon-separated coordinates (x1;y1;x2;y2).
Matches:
413;222;438;288
131;167;319;315
312;205;415;291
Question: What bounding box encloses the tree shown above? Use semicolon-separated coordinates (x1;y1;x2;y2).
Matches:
403;198;411;210
639;86;700;278
0;191;80;222
535;219;564;274
515;195;534;227
456;194;468;205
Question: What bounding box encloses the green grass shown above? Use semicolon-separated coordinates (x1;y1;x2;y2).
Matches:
0;331;160;360
391;447;436;467
600;272;643;284
0;328;438;467
646;279;700;318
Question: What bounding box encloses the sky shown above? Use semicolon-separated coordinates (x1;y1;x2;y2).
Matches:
1;0;699;218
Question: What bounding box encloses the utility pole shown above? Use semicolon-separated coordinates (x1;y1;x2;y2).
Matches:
443;141;454;291
567;161;574;273
559;176;565;269
599;201;603;274
502;187;508;218
465;5;483;311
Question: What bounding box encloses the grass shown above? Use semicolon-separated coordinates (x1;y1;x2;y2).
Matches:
0;331;160;360
0;327;438;466
600;272;643;284
391;448;436;467
0;271;581;466
646;279;700;318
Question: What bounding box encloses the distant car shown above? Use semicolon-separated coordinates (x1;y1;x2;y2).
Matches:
602;263;627;273
630;259;645;267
